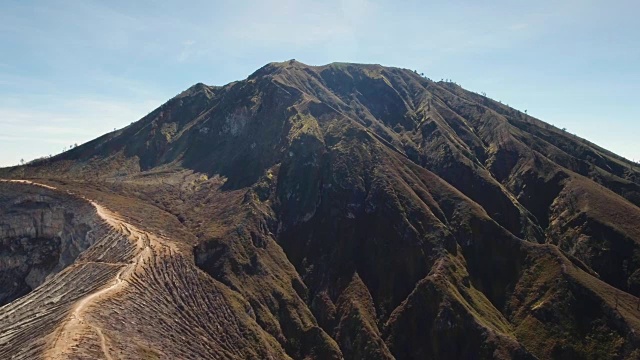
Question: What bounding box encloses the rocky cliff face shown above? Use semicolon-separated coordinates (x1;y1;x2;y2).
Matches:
0;182;99;305
1;61;640;359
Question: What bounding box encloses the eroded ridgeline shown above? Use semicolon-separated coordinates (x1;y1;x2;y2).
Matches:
0;180;289;360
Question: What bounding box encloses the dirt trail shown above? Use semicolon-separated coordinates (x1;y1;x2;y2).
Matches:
91;325;113;360
1;179;172;359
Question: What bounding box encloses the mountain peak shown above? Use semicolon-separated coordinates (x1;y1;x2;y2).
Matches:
248;60;402;81
248;59;306;78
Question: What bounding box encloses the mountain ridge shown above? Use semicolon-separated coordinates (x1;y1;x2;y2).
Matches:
1;61;640;359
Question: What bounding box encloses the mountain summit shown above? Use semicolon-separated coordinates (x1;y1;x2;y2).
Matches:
1;61;640;359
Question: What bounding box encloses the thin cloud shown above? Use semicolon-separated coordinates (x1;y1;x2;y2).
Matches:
178;40;196;62
0;135;74;145
222;0;373;46
509;23;530;31
0;96;161;166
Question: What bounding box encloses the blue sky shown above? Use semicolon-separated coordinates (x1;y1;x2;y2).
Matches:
1;0;638;166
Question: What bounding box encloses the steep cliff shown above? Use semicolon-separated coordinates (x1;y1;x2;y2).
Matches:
0;182;99;305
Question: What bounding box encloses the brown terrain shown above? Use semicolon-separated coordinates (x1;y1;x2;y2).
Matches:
1;60;640;359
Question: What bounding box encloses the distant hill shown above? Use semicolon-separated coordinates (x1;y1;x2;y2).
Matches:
1;60;640;359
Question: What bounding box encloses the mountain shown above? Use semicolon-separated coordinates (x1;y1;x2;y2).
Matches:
1;60;640;359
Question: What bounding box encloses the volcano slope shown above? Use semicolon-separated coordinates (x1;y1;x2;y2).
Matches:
1;60;640;359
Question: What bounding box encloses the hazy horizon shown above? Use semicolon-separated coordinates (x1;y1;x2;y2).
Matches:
1;0;638;166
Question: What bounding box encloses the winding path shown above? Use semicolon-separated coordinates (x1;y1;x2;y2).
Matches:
0;179;166;359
